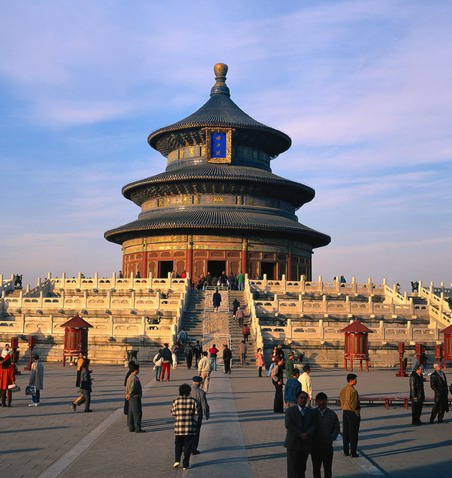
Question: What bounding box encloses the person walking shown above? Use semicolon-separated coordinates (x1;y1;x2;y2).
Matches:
237;272;245;291
160;343;173;381
256;347;265;377
208;344;219;371
153;349;163;381
190;376;210;455
223;344;232;374
267;346;278;377
284;369;301;408
299;364;313;405
28;355;44;407
271;357;284;413
284;391;316;478
420;351;428;374
285;353;295;379
177;328;188;346
75;353;84;387
0;355;15;407
184;343;194;370
125;362;145;433
239;340;247;366
171;344;178;370
232;298;240;317
235;307;244;327
409;364;425;425
171;383;199;470
429;362;449;423
123;360;136;415
198;351;212;393
242;324;251;343
212;288;222;311
193;340;202;366
340;373;361;457
71;359;93;412
311;392;340;478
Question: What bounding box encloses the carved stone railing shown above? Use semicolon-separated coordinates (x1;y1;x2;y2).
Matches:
252;295;424;319
245;276;264;350
418;282;452;326
0;275;15;295
249;275;386;298
0;314;175;341
261;318;438;344
49;272;188;293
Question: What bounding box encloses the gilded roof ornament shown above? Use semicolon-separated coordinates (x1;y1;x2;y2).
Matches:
211;63;230;97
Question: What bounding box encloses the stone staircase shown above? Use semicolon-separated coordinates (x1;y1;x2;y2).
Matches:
228;291;256;366
181;289;205;342
178;289;257;367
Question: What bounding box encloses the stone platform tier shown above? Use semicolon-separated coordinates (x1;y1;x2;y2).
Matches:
2;273;452;367
0;273;190;364
245;276;452;368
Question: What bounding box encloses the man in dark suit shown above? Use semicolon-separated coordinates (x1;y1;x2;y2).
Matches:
284;390;316;478
409;364;425;425
430;363;449;423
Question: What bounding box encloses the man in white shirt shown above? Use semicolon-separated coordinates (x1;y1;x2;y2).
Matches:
298;364;313;405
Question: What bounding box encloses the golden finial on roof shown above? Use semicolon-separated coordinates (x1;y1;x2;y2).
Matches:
211;63;230;97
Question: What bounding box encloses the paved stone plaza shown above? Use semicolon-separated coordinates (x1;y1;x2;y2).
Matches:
0;362;451;477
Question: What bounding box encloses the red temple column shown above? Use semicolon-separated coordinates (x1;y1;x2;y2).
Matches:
187;236;194;282
287;252;292;281
141;250;148;277
241;238;248;275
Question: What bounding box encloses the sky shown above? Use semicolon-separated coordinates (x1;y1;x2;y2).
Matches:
1;0;451;292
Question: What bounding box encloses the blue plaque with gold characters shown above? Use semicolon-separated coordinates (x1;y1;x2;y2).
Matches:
205;127;232;163
211;132;226;159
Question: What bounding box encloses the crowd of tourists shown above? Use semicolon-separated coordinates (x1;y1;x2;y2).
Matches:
194;271;245;291
3;339;452;476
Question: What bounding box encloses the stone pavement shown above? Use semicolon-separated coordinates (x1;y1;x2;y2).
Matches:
1;362;451;477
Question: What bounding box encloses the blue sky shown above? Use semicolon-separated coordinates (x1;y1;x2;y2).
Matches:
1;0;451;291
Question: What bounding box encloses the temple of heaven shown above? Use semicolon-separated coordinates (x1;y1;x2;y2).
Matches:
105;63;330;281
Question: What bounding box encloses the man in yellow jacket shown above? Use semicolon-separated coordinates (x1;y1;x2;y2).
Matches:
339;373;361;458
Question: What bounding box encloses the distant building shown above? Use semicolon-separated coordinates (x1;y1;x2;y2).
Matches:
105;63;330;280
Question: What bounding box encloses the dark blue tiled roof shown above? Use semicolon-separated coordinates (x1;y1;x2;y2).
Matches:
148;66;291;158
122;164;314;208
105;208;330;248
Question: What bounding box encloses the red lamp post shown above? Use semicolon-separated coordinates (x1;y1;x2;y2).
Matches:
396;341;408;377
435;344;443;365
24;335;36;371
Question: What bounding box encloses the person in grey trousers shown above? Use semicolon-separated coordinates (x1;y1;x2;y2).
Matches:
71;359;92;412
125;362;145;433
28;355;44;406
190;376;210;454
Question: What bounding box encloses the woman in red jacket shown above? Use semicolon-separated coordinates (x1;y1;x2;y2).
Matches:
0;355;15;407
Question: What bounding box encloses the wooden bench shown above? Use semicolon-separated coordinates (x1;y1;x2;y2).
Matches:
333;395;452;410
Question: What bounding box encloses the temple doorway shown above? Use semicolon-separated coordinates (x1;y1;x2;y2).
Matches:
159;260;173;278
207;261;226;280
261;262;276;280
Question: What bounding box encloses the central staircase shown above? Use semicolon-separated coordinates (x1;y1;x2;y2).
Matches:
180;289;256;367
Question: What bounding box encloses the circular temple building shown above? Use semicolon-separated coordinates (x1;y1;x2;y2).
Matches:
105;64;330;281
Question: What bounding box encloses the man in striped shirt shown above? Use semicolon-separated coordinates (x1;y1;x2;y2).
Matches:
171;383;199;470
